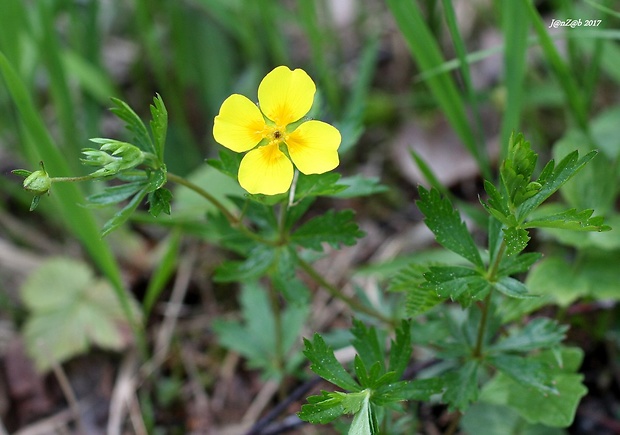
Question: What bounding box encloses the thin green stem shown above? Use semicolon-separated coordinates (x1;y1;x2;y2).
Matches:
474;240;507;358
166;172;238;224
51;174;96;183
297;257;395;326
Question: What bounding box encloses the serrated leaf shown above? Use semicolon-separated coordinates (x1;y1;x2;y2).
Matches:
389;263;443;316
488;355;557;395
354;356;371;387
497;252;542;277
86;181;147;206
516;150;598;222
214;244;276;282
502;227;530;256
149;94;167;161
292;209;364;251
303;333;360;392
109;97;156;155
298;390;346;424
351;320;385;374
417;187;484;268
443;360;481;411
373;378;444;404
388;320;412;379
423;266;489;304
490;318;567;353
21;258;139;372
294;172;346;200
147;188;172;217
501;133;539;207
493;276;535;299
524;208;610;232
101;188;149;237
481;181;514;227
331;175;388;199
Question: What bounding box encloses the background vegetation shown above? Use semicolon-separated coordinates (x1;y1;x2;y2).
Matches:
1;0;619;433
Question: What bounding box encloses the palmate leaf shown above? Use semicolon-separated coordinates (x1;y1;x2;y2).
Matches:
516;150;598;222
490;318;567;354
110;97;156;155
351;319;385;373
524;208;611;232
291;209;364;251
303;334;360;392
422;266;489;305
443;360;481;411
417;187;484;269
388;263;443;316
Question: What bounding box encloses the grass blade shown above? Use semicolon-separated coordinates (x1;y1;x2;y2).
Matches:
386;0;491;179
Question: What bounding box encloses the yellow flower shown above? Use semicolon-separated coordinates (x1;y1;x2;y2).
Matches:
213;66;341;195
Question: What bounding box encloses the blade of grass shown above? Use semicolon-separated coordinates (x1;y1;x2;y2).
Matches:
37;1;82;172
298;0;342;112
0;51;144;351
441;0;486;166
385;0;491;179
143;229;182;317
523;0;589;132
499;0;529;160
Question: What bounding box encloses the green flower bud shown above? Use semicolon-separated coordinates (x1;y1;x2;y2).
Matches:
81;139;145;176
22;162;51;195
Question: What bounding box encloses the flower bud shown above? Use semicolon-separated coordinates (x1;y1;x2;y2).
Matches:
22;163;51;195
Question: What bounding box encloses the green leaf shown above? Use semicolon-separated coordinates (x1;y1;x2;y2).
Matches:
291;209;364;251
500;133;539;207
294;172;347;200
488;355;557;395
497;252;542;277
417;187;484;269
490;318;567;353
423;266;489;305
442;360;481;411
303;333;360;392
481;181;514;226
493;276;535;299
206;149;243;179
388;320;412;380
298;391;347;424
389;263;443;316
214;244;276;282
524;208;610;232
481;348;587;427
501;227;530;256
149;94;168;161
271;246;310;304
86;181;147;206
147;188;173;217
101;188;149;237
213;282;308;378
348;392;375;435
331;175;388;199
351;320;385;374
373;378;444;404
461;402;564;435
109;97;156;155
516;150;598;222
21;258;139;372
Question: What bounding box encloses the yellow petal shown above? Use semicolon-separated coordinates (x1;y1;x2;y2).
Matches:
258;66;315;127
286;120;341;174
213;94;266;152
238;143;294;195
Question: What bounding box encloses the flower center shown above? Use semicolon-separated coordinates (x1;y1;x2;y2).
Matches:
263;125;287;145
